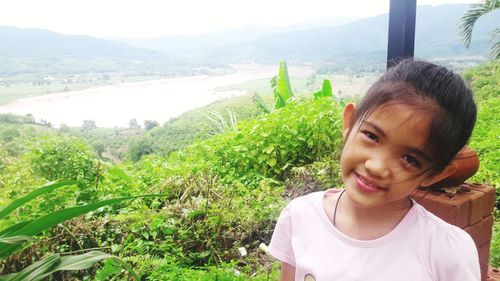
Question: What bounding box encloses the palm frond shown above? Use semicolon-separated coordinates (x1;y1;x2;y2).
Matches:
458;0;500;48
491;27;500;60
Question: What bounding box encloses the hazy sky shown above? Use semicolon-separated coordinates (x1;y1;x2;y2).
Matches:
0;0;479;38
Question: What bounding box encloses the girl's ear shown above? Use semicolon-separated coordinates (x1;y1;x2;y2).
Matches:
342;103;356;139
419;163;458;187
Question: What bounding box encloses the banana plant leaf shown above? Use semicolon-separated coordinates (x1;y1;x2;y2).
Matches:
271;61;294;110
313;79;333;99
276;61;294;102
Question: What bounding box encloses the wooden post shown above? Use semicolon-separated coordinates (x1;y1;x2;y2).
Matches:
387;0;416;68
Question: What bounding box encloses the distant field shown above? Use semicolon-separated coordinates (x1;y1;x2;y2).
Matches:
0;74;165;105
217;72;381;99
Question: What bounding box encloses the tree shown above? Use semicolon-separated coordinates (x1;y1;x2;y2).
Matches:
82;119;97;131
129;118;140;130
144;120;159;131
127;135;155;161
458;0;500;60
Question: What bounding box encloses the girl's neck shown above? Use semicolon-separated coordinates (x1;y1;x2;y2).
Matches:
329;190;413;240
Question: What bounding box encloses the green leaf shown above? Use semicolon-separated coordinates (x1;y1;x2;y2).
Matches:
188;210;206;220
274;92;286;110
0;221;32;237
1;251;139;281
271;61;294;110
54;251;113;271
267;158;277;167
0;194;163;258
251;92;271;114
277;61;294;101
313;79;333;99
321;79;332;97
0;181;77;220
0;235;34;245
6;254;60;281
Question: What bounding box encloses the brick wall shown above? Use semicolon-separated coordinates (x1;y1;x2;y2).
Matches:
411;183;496;281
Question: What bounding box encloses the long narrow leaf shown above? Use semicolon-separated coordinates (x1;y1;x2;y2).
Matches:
0;221;32;237
0;235;34;244
274;92;286;110
57;251;139;280
2;251;139;281
0;194;163;258
57;251;113;271
35;251;133;280
107;256;141;280
251;92;270;113
0;221;33;256
458;0;500;47
313;79;333;99
5;254;60;281
322;79;333;97
0;181;76;220
277;61;294;101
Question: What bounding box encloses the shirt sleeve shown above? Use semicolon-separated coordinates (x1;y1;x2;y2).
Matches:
268;202;296;266
432;226;481;281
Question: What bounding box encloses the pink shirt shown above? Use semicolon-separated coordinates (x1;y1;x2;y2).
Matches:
268;189;480;281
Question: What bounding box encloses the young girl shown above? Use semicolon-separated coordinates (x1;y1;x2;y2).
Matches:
268;59;480;281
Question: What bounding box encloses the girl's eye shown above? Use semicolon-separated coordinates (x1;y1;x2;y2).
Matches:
402;155;422;168
362;131;379;142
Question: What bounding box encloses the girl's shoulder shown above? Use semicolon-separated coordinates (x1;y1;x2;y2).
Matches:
414;204;480;278
411;202;477;254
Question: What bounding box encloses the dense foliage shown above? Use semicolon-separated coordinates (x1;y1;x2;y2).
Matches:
0;61;497;279
462;62;499;267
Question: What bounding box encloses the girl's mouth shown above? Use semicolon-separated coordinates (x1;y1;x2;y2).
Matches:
355;172;384;192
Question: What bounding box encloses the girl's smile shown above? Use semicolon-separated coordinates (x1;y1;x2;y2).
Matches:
355;172;385;192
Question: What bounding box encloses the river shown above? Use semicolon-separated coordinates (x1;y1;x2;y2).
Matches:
0;65;312;128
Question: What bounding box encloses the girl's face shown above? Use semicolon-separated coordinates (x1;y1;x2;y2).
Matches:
340;103;450;209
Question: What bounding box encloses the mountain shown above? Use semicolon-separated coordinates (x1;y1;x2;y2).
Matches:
118;17;360;59
1;4;498;76
0;26;200;75
119;4;498;70
194;4;499;67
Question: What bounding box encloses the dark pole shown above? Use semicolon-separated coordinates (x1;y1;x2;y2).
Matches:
387;0;417;69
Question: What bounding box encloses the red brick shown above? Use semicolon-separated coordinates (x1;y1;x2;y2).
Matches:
466;183;496;218
482;265;489;281
488;266;500;281
464;223;482;248
480;216;494;246
478;242;491;277
411;189;470;228
464;216;494;247
461;187;486;225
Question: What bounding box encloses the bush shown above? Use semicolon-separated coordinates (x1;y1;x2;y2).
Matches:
28;136;99;203
171;98;343;185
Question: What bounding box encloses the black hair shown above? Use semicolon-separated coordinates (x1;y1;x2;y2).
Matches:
349;59;477;173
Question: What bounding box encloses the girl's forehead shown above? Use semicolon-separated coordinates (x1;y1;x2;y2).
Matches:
362;104;432;146
368;102;431;123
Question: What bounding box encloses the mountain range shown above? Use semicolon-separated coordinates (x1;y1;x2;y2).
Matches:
0;4;498;76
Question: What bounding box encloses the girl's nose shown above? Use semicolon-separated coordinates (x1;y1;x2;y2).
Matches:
364;158;390;178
